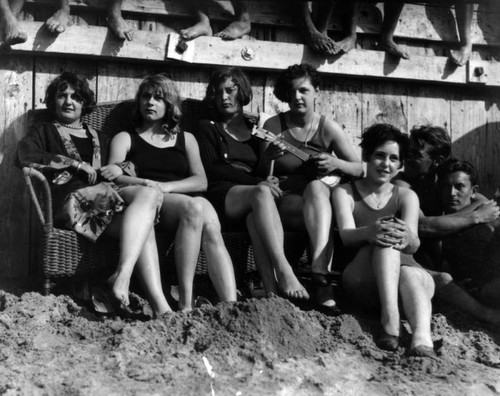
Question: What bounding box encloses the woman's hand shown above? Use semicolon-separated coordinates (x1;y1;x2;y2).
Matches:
76;161;98;184
99;164;123;181
310;153;341;175
263;140;287;160
258;179;283;199
368;216;405;248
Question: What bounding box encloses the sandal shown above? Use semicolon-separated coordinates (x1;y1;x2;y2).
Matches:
376;330;400;351
311;273;338;312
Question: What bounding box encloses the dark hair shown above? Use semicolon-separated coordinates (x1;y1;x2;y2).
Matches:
44;72;96;116
273;63;321;103
437;158;478;186
204;67;252;108
409;125;451;161
134;73;182;135
360;123;409;165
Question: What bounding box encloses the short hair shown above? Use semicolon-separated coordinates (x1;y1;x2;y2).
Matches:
273;63;321;103
204;67;252;108
134;73;182;135
409;125;451;161
360;123;409;165
437;158;478;186
44;72;96;116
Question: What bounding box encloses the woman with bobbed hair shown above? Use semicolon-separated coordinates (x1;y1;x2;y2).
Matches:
105;73;237;311
17;72;172;318
332;123;435;356
263;63;363;310
195;66;309;301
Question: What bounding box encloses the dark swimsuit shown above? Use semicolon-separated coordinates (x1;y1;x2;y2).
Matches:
351;183;421;268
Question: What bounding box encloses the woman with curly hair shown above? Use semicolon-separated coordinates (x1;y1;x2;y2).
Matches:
106;73;237;311
263;63;363;310
17;72;171;318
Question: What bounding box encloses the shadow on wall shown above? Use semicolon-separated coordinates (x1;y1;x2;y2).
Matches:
0;111;34;278
452;120;500;198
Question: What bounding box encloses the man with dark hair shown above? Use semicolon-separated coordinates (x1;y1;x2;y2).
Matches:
437;159;500;308
393;125;500;324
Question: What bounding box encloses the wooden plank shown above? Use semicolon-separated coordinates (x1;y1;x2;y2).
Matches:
165;33;467;85
23;0;500;46
406;86;451;133
450;87;500;197
361;81;409;133
0;56;33;277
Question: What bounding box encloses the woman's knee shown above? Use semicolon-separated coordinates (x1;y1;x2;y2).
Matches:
131;186;162;211
180;198;204;226
250;184;274;204
304;180;329;200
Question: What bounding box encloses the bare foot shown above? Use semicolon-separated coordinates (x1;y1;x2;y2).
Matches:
107;12;133;41
107;274;130;307
449;44;472;67
379;37;409;59
334;34;357;54
180;20;212;41
215;20;251;40
0;9;27;46
276;268;310;300
45;9;71;34
305;29;336;55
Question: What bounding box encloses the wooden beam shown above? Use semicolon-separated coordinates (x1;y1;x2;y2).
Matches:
24;0;500;46
165;33;467;85
10;22;500;86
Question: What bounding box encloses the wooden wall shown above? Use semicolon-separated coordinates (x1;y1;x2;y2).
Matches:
1;1;499;278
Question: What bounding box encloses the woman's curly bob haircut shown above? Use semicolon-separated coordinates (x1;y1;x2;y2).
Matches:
360;123;409;167
45;72;96;117
273;63;321;103
133;73;183;135
204;66;252;109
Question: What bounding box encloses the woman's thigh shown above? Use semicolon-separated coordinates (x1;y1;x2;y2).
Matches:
224;185;261;220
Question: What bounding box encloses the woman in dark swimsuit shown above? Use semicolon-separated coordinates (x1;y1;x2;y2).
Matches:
107;73;236;311
332;123;435;356
263;64;363;310
195;66;309;301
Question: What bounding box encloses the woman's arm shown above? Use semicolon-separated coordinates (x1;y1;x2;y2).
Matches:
394;187;421;254
313;118;363;178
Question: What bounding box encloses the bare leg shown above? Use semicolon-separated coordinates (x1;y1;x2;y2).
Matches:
449;3;473;66
297;1;336;55
246;212;280;295
303;181;335;308
430;270;500;325
399;266;434;354
0;0;27;47
180;0;212;41
104;186;163;307
379;2;409;59
215;0;251;40
160;194;204;312
45;0;71;34
333;2;361;54
373;246;401;337
197;197;237;302
106;0;133;41
227;185;309;300
133;228;172;317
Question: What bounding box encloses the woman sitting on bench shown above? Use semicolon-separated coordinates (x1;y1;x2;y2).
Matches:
16;72;172;318
104;73;237;311
194;66;309;301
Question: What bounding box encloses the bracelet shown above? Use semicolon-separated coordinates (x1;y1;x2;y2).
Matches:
76;162;82;172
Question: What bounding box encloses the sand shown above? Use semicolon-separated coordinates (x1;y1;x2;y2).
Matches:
1;281;500;396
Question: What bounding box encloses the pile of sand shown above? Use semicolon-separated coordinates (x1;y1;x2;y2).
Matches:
0;290;499;395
